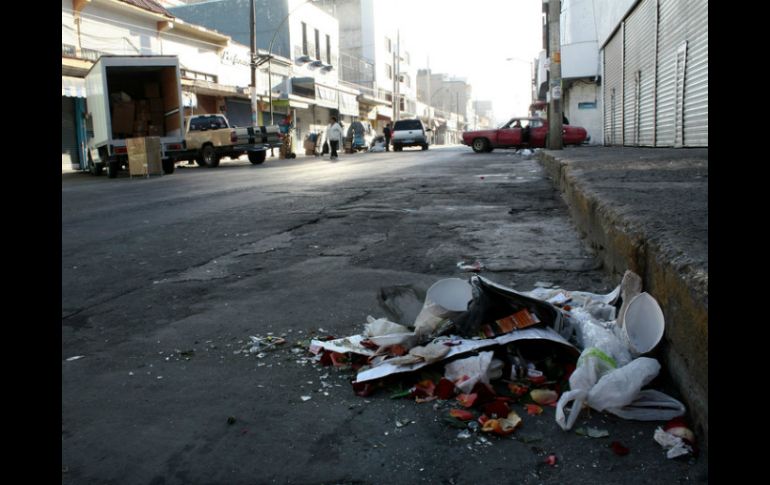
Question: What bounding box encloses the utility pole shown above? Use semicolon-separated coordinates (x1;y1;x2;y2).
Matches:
547;0;563;149
394;30;401;121
426;59;431;142
250;0;259;126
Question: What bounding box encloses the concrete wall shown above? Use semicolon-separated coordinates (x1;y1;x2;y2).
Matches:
565;81;603;144
561;0;601;78
67;2;163;56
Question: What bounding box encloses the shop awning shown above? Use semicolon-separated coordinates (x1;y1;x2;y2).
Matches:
62;76;86;98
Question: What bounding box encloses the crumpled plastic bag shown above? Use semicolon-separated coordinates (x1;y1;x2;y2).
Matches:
556;349;685;430
363;316;412;337
654;427;694;459
444;351;495;394
568;307;632;367
375;340;450;367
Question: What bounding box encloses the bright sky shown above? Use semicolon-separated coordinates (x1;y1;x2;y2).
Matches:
382;0;543;124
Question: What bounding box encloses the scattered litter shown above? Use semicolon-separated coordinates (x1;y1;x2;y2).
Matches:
301;395;312;402
545;454;557;466
480;411;522;436
654;418;695;458
395;418;414;428
525;404;543;416
227;416;236;425
303;270;689;451
65;355;85;361
456;260;485;272
611;441;630;456
245;335;287;355
530;389;558;406
444;352;495;394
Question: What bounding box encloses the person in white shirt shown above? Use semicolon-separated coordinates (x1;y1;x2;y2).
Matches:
326;117;344;160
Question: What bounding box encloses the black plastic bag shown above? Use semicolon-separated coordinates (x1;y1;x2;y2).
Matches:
449;276;564;338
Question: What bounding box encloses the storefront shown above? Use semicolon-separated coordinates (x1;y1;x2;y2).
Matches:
62;76;89;171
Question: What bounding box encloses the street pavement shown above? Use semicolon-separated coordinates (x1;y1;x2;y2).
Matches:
62;145;707;484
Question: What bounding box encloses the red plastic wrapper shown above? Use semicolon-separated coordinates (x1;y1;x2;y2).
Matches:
611;441;630;456
436;378;456;400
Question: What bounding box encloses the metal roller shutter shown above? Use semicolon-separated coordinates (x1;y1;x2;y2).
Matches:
604;27;624;146
683;0;708;147
623;0;657;146
655;0;688;146
225;99;253;127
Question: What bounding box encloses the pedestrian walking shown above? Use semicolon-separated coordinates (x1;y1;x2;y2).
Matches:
383;123;392;151
326;117;344;160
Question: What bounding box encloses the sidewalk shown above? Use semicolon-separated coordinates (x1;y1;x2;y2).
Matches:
538;146;708;450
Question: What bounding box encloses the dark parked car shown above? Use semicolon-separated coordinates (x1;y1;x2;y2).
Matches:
461;117;588;152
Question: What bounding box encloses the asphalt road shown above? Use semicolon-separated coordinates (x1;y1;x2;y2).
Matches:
62;146;706;484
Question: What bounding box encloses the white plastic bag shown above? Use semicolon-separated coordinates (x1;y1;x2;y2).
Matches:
556;347;617;430
556;354;685;430
444;351;495;394
586;357;660;412
607;389;686;421
569;307;632;367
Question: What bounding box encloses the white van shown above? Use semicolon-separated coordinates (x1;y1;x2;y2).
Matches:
391;119;431;151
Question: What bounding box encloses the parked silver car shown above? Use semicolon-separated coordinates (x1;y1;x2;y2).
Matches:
391;119;430;151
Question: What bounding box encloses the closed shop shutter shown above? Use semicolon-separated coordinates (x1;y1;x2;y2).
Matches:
683;0;708;147
195;94;218;114
603;26;624;145
62;97;79;168
623;0;657;146
655;0;688;146
225;98;253;127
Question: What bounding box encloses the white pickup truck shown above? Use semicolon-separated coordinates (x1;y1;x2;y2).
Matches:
174;114;282;168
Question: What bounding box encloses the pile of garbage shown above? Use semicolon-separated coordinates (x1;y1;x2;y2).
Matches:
308;271;695;457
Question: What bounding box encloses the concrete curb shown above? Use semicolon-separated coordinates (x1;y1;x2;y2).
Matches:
538;149;708;451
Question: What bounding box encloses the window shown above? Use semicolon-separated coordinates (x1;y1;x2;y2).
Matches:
181;69;217;83
405;52;410;65
385;37;391;53
302;22;308;56
190;115;226;131
393;119;422;131
385;64;392;80
400;74;410;88
315;29;320;59
326;34;331;64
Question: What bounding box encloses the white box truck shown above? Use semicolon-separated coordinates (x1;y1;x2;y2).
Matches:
85;55;186;178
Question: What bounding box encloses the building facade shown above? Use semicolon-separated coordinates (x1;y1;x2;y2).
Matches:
602;0;707;147
61;0;296;171
315;0;418;133
169;0;359;147
554;0;707;148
